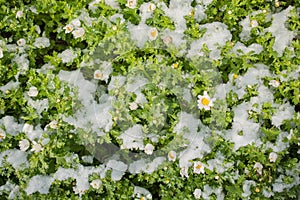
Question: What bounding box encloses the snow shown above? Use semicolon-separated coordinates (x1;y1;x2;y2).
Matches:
25;98;49;116
232;42;263;55
129;159;146;174
188;22;232;60
6;149;29;170
0;116;22;136
161;0;192;33
242;180;256;198
266;6;295;56
174;112;200;134
144;157;166;174
0;181;19;199
60;70;114;134
106;160;128;181
271;103;294;127
53;167;77;181
25;175;54;195
225;102;261;150
119;124;145;150
0;81;20;93
194;5;207;22
127;23;152;48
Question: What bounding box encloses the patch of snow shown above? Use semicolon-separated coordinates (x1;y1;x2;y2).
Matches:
119;124;145;150
188;22;232;60
232;42;263;55
242;180;256;198
0;116;22;136
265;6;295;56
271;103;294;127
6;149;29;170
25;175;54;195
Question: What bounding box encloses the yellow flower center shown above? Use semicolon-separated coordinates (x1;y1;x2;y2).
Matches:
172;63;179;69
128;0;134;7
201;98;210;106
149;4;155;11
196;164;202;170
233;74;238;79
168;152;175;159
150;30;157;38
95;72;103;79
67;26;72;31
189;10;194;17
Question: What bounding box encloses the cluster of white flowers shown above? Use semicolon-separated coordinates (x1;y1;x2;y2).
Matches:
63;18;85;39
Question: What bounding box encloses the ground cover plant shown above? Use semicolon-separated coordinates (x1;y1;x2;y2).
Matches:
0;0;299;199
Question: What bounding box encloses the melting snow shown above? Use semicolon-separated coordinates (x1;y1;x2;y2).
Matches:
25;175;54;195
188;22;232;60
266;6;295;56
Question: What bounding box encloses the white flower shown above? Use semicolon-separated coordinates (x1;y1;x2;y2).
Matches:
193;161;205;174
17;38;26;46
197;91;214;110
129;102;138;110
94;70;103;80
31;141;43;153
0;47;3;58
63;24;74;33
16;11;23;18
180;166;189;178
22;123;33;134
250;20;258;28
144;143;154;155
269;152;278;162
254;162;263;175
93;61;113;82
70;19;81;27
146;3;156;12
148;28;158;41
90;179;102;189
193;188;202;199
72;28;85;39
49;120;58;129
269;80;280;88
19;139;30;151
0;130;6;140
27;86;38;97
228;10;232;15
167;151;176;162
126;0;137;8
33;37;50;48
58;49;77;63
